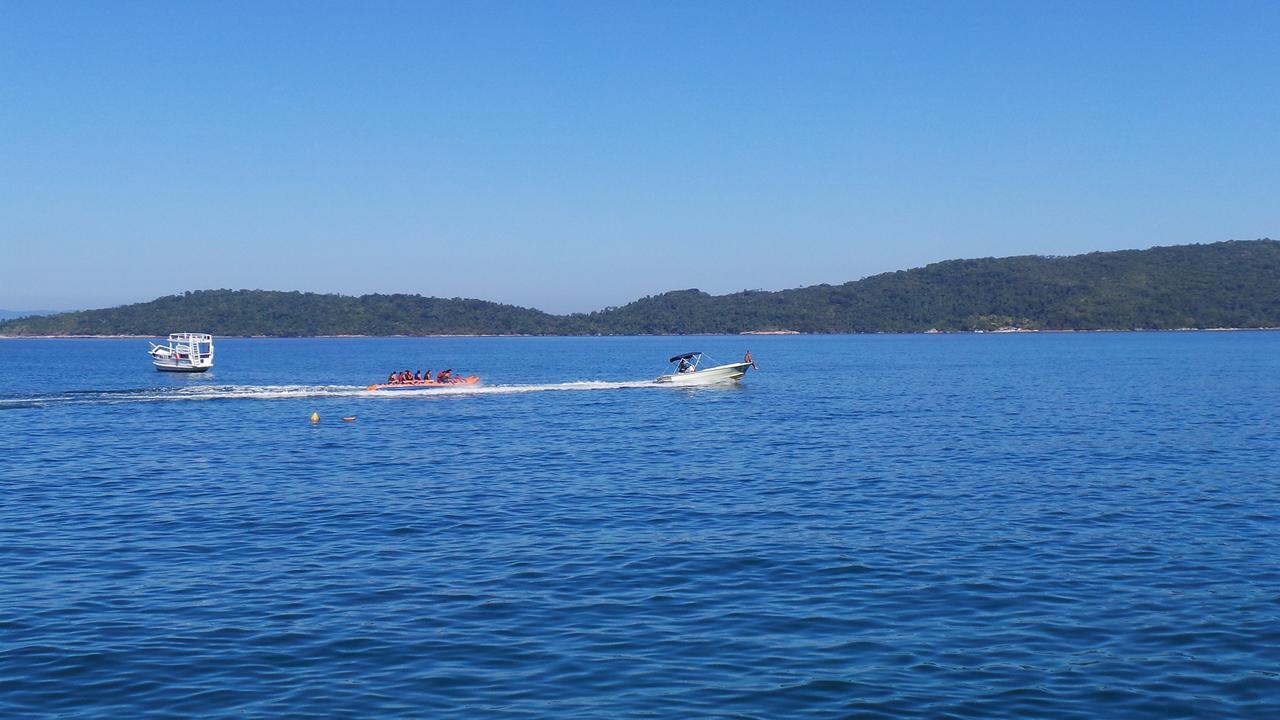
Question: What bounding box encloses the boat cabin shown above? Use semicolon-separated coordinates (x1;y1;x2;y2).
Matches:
149;333;215;372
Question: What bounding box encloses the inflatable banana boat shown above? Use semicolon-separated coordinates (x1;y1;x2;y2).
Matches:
366;376;480;391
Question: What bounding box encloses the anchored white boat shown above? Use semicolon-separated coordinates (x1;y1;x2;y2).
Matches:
149;333;214;372
654;351;756;386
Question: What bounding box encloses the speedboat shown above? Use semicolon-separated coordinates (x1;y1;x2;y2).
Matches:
149;333;214;372
366;375;480;391
654;351;756;386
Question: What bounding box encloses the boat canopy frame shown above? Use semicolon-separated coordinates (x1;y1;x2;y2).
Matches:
165;332;213;344
668;351;721;373
150;333;214;364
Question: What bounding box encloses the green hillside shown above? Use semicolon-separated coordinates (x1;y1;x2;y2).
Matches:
3;240;1277;336
0;291;575;337
581;240;1280;334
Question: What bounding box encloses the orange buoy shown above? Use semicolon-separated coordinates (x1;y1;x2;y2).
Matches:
342;416;356;422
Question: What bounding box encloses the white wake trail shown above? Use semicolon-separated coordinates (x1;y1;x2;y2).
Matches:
0;380;663;407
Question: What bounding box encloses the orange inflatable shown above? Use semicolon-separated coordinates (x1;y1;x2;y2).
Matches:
366;376;480;391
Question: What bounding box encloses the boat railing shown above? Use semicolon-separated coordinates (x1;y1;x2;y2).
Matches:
153;334;214;362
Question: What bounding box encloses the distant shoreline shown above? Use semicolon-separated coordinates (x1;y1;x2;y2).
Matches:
3;327;1278;340
4;241;1277;337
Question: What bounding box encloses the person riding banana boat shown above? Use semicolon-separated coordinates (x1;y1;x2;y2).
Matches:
368;368;479;391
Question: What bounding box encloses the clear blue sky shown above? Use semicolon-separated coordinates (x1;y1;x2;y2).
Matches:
2;1;1277;313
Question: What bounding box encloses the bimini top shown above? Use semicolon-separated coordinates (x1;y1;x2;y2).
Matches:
166;333;213;342
668;352;702;362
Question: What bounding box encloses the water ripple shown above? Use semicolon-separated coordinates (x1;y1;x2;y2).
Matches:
1;334;1279;717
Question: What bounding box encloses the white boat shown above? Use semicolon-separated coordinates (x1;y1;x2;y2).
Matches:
149;333;214;372
654;351;756;386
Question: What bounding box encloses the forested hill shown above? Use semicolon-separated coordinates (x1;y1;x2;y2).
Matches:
0;292;573;337
3;240;1278;336
590;239;1280;334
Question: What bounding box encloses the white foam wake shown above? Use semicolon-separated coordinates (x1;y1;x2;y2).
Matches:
366;380;661;397
0;380;662;407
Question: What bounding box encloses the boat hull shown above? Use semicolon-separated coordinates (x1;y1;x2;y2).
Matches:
366;376;480;391
655;361;752;386
154;361;211;373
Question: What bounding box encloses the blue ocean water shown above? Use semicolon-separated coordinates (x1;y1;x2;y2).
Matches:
2;333;1279;718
